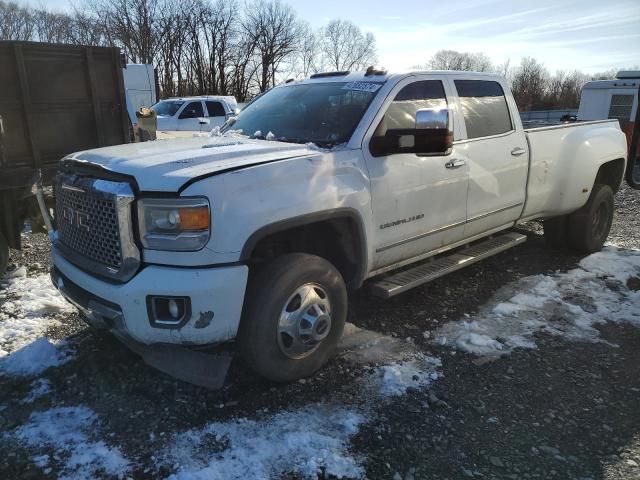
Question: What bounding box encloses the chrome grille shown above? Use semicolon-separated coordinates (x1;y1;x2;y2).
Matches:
54;174;140;282
55;183;122;269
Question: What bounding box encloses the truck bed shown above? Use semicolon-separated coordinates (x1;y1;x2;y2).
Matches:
521;119;625;220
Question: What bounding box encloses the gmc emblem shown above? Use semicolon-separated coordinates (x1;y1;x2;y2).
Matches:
62;206;91;232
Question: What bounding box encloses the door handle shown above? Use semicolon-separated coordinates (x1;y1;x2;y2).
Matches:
511;147;527;156
445;159;466;169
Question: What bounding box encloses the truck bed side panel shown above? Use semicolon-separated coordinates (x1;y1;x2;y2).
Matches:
522;120;627;220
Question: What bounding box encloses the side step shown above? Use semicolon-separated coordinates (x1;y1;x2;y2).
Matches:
370;232;527;298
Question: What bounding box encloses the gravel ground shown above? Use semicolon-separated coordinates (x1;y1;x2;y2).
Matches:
0;185;639;480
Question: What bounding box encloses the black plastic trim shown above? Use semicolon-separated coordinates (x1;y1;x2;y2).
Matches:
240;208;368;288
146;295;192;330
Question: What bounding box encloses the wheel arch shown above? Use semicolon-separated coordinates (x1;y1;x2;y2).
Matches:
593;157;626;194
240;208;368;289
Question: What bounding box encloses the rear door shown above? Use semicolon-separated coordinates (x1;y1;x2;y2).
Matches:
205;100;228;128
451;78;529;238
177;101;205;131
363;76;469;270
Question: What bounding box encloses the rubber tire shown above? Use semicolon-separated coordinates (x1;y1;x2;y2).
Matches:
543;216;568;249
238;253;347;383
0;231;8;278
567;184;614;253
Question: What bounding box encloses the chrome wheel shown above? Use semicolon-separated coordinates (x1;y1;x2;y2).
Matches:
277;283;332;359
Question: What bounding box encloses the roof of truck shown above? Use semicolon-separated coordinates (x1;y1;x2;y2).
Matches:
165;95;237;103
291;69;504;86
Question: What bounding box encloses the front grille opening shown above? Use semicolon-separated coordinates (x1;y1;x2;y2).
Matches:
55;182;123;271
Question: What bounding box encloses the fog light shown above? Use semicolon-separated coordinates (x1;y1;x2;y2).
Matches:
147;296;191;328
168;299;179;319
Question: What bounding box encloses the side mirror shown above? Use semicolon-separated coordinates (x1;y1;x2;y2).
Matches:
416;108;449;130
370;108;453;157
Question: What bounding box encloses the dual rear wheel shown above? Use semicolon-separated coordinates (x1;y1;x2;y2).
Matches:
544;183;614;253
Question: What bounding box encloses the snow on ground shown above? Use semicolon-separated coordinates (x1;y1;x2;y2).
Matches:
373;356;441;397
2;338;72;376
434;246;640;356
0;269;74;374
159;406;364;480
20;378;52;404
10;406;130;480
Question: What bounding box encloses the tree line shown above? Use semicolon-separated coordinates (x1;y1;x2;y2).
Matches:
0;0;630;109
0;0;376;101
423;49;625;111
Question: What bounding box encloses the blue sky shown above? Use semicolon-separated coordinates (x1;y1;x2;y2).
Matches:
30;0;640;73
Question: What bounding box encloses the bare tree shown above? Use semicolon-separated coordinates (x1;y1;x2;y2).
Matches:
319;19;376;72
88;0;162;63
426;49;493;72
295;22;319;77
0;1;35;40
243;0;302;92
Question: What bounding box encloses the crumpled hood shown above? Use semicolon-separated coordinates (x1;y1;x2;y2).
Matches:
64;136;316;192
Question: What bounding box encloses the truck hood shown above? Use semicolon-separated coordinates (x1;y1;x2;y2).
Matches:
63;136;316;192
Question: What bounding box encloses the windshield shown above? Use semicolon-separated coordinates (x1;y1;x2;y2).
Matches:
151;100;185;117
221;82;382;146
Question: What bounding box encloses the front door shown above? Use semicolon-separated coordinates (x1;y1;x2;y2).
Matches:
363;77;469;270
177;101;206;131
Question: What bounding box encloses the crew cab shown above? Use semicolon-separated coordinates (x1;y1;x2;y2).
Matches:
47;70;629;386
151;95;237;131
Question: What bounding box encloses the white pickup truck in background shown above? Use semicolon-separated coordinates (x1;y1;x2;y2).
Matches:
151;95;238;132
47;69;629;387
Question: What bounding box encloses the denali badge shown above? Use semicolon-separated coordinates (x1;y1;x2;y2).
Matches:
380;213;425;230
61;206;91;232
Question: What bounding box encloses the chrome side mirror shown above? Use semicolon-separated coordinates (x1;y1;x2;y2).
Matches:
416;108;449;130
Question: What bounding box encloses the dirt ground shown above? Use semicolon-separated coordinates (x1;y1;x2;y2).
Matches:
1;185;639;480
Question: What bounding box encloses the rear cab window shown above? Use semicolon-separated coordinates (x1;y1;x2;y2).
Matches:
206;101;227;117
454;80;513;139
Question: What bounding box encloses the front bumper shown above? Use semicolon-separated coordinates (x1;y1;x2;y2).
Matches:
52;246;248;346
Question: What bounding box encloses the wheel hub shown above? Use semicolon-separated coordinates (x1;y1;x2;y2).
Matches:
278;283;332;359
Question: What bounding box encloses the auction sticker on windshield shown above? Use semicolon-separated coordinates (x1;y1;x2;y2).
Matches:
342;81;384;93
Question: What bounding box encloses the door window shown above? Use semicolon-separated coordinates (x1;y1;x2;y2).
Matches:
375;80;447;135
179;101;204;119
454;80;512;139
206;101;227;117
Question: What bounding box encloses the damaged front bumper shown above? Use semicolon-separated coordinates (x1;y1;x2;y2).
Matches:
51;248;248;388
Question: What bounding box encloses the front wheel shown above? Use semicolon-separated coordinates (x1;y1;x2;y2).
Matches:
238;253;347;382
0;231;8;278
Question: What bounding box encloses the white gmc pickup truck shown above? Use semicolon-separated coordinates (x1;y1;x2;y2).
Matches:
48;69;629;386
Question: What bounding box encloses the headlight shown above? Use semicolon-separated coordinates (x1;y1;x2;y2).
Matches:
138;198;210;251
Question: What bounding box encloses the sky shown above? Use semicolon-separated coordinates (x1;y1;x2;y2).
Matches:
26;0;640;74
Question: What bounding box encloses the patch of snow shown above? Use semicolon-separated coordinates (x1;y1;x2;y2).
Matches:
21;378;52;403
265;131;275;140
0;271;74;367
11;406;130;480
374;356;441;397
434;246;640;356
158;405;364;480
305;142;347;152
252;130;262;138
1;338;72;376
